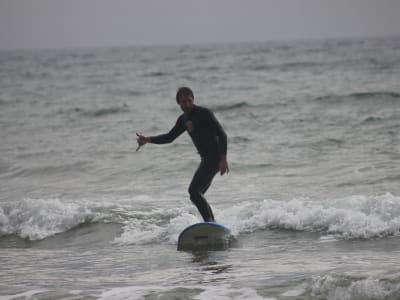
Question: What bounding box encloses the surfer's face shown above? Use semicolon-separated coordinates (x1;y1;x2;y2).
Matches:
178;95;194;113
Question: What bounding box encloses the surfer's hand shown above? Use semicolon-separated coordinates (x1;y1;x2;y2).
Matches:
219;155;229;175
136;132;150;151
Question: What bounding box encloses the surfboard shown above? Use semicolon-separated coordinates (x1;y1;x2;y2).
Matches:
177;222;233;251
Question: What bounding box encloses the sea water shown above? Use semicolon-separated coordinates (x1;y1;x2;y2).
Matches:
1;36;400;299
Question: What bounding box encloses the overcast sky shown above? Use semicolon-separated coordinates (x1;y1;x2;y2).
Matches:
1;0;400;50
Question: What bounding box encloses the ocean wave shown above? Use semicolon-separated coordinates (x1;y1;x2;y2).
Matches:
209;101;289;113
4;160;92;178
98;284;265;300
0;195;192;243
223;193;400;239
0;198;104;240
0;289;50;300
314;91;400;103
309;273;400;300
141;71;171;77
248;61;319;72
106;89;143;97
74;104;130;118
113;207;198;245
210;102;252;112
113;193;400;246
362;116;384;124
0;196;164;242
5;193;399;244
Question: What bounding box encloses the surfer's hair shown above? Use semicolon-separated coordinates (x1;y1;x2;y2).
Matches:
176;87;194;103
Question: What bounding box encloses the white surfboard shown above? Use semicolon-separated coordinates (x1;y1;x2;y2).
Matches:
177;222;233;251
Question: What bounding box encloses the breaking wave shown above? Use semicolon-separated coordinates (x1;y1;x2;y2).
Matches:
309;273;400;300
115;193;400;246
0;198;112;240
3;193;400;244
223;193;400;239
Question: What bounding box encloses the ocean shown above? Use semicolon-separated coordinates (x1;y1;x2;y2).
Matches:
1;36;400;299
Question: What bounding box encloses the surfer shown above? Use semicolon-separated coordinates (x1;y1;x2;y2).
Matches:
136;87;229;222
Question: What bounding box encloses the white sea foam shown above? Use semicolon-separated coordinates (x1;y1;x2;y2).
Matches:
220;193;400;239
98;284;272;300
114;193;400;245
280;284;307;297
113;208;199;245
193;284;271;300
309;274;400;300
0;198;96;240
98;286;152;300
4;193;399;243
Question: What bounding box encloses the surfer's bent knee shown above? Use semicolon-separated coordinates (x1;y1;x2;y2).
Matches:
188;186;200;202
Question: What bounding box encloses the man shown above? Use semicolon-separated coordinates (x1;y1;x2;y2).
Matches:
136;87;229;222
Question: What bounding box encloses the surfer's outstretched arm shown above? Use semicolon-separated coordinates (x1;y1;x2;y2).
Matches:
136;116;185;151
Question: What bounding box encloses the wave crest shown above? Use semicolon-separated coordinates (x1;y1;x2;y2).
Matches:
113;193;400;246
314;91;400;103
4;193;399;244
222;193;400;239
0;198;97;240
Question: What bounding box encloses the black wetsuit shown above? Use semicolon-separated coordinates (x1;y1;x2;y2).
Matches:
150;105;227;221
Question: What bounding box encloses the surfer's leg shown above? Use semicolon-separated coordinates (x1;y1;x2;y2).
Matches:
188;159;218;222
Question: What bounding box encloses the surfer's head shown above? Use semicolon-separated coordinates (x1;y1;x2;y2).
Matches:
176;87;194;113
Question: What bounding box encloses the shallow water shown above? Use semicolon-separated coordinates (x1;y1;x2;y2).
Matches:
1;36;400;299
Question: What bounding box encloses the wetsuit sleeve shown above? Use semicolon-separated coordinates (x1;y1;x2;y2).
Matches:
208;110;227;156
150;116;185;144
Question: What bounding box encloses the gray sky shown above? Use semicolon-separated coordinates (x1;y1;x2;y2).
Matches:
1;0;400;50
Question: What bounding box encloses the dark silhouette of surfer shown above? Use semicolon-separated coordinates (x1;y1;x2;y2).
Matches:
136;87;229;222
